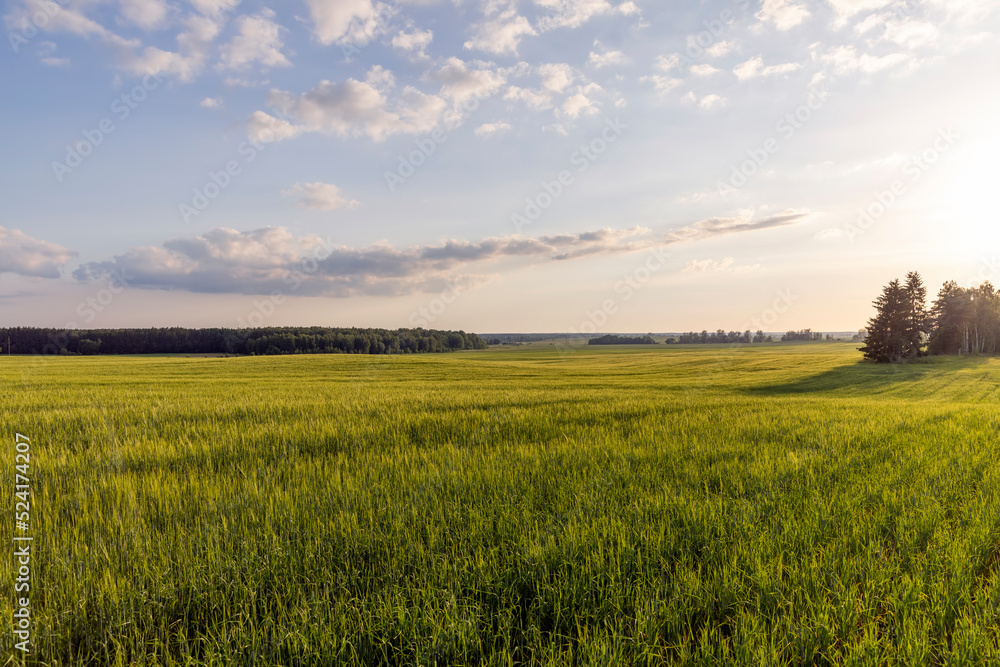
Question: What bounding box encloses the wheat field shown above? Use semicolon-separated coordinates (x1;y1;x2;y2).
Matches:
3;343;1000;665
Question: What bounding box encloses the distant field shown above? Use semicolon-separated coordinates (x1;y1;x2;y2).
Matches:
4;343;1000;665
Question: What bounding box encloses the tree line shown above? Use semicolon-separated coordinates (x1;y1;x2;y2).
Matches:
672;330;772;344
861;271;1000;362
0;327;487;356
588;334;658;345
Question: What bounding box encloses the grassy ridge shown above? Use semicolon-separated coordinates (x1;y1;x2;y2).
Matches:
3;344;1000;665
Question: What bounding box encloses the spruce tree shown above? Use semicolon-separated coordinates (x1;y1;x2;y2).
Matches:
903;271;928;358
860;278;909;362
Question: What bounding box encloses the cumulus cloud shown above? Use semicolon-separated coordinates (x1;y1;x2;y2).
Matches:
255;69;447;142
698;93;726;110
690;64;719;76
826;0;895;23
281;183;360;211
200;96;222;107
117;0;170;30
474;121;512;137
189;0;241;19
705;41;733;58
218;9;290;70
560;91;596;117
733;56;803;79
882;19;939;48
304;0;392;46
0;227;76;279
392;27;433;59
119;14;220;81
642;75;681;95
534;0;617;30
588;41;625;67
756;0;809;30
464;3;537;55
819;45;915;76
425;57;508;107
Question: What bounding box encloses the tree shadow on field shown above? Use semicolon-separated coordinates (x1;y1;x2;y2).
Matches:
748;357;987;396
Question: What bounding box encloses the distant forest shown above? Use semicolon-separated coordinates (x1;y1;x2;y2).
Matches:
861;271;1000;362
0;327;486;356
668;329;830;344
589;334;658;345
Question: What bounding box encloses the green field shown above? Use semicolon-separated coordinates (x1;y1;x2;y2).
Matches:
4;343;1000;665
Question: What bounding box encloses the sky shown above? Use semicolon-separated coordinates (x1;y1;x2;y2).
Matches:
1;0;998;334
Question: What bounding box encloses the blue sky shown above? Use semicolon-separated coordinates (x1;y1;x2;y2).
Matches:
1;0;998;333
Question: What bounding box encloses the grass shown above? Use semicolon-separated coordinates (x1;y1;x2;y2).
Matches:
3;343;1000;665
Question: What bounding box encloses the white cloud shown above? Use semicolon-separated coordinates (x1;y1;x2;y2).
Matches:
259;70;447;142
643;75;680;95
247;111;302;142
219;9;290;70
117;0;169;30
425;57;508;106
882;19;939;49
0;227;76;279
5;0;138;49
538;62;574;92
200;96;222;107
815;228;843;240
474;121;512;137
705;41;733;58
698;94;727;110
690;64;719;76
281;182;360;211
391;27;433;59
756;0;810;30
825;0;895;23
853;12;890;34
304;0;390;46
820;46;915;75
733;56;803;80
588;41;625;68
120;14;219;81
189;0;241;19
464;5;537;55
617;1;639;15
560;92;596;118
656;53;681;71
534;0;616;30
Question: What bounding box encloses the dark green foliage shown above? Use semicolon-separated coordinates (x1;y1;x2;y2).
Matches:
587;334;657;345
781;329;822;342
0;326;487;356
861;273;929;363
